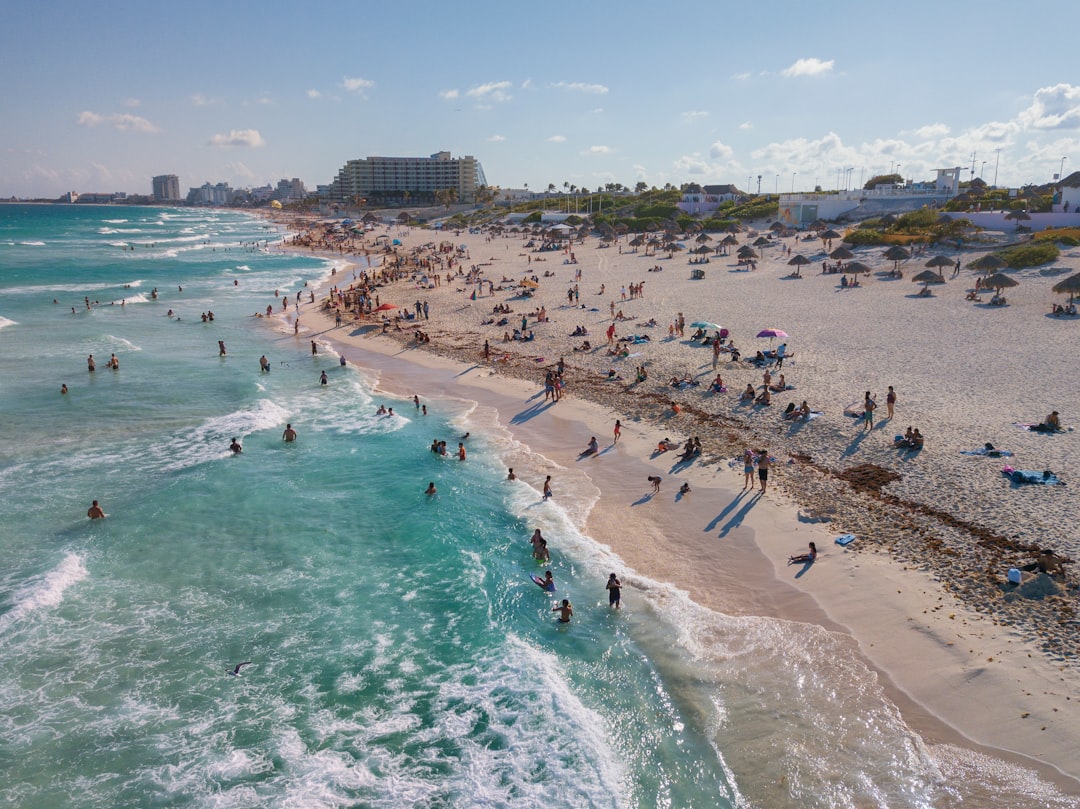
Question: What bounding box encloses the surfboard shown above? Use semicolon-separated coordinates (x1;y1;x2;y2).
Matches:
530;574;556;592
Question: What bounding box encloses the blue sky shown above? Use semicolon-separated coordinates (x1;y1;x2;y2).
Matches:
2;0;1078;198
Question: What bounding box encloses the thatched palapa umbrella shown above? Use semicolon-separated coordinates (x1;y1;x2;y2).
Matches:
1052;273;1080;303
753;235;771;247
982;273;1019;292
821;229;842;241
829;246;855;260
883;245;910;270
1004;210;1032;231
844;261;873;275
786;254;810;276
912;269;946;292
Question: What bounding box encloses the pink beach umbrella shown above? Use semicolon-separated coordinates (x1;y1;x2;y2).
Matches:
756;328;788;345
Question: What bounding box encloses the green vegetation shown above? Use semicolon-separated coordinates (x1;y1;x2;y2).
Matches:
994;242;1060;269
725;197;779;220
1035;227;1080;247
863;173;902;190
843;229;887;246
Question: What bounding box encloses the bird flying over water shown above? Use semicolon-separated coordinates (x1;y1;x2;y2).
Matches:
227;661;252;676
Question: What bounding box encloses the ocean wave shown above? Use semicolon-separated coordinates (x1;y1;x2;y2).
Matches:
18;241;45;246
102;219;128;224
0;553;87;635
0;316;16;330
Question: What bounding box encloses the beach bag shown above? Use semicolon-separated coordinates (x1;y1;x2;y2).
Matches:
1007;568;1022;585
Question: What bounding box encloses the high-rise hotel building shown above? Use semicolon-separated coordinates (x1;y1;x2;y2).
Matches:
152;174;181;202
322;151;486;205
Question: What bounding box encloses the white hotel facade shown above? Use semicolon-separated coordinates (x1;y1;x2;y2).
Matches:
321;151;487;205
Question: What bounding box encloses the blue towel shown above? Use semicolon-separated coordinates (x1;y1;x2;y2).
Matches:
1006;469;1062;485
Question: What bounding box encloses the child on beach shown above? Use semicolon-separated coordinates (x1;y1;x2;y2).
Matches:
742;449;756;490
788;542;818;565
552;599;573;623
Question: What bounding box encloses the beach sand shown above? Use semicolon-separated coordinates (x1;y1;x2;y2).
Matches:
277;217;1080;791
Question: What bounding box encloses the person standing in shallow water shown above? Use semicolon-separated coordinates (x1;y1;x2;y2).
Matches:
282;423;297;442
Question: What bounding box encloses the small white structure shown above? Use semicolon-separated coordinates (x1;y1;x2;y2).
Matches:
677;184;744;216
778;168;962;225
1055;171;1080;213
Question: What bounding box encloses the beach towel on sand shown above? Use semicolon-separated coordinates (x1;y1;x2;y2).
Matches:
960;447;1013;457
1002;467;1064;486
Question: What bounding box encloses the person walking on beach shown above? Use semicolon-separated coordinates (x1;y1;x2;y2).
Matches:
606;573;622;609
311;340;318;356
613;419;622;444
543;475;553;500
757;450;771;494
886;386;896;419
712;337;721;370
282;423;297;442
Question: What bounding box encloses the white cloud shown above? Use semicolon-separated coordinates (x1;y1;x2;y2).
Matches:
76;110;159;133
781;57;835;78
682;110;709;123
190;93;222;107
739;121;753;130
207;128;265;148
732;71;752;81
1018;83;1080;130
910;123;950;139
342;76;375;96
307;89;321;99
466;81;513;102
486;134;506;142
591;108;604;114
121;97;140;108
709;141;734;160
521;78;533;90
548;135;566;142
550;81;609;94
438;88;459;100
583;145;611;155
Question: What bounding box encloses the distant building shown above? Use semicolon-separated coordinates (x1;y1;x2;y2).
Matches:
273;177;307;203
187;182;235;206
1056;170;1080;212
677;184;745;216
322;151;487;205
74;192;126;204
152;174;181;202
778;168;962;225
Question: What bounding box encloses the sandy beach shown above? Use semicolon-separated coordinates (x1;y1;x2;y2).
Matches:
275;215;1080;792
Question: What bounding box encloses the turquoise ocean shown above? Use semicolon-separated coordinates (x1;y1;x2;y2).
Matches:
0;204;1072;808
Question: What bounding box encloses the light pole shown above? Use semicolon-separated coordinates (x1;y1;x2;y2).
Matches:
896;165;902;183
791;172;797;193
981;161;986;179
775;174;779;195
1059;156;1068;180
994;149;1000;187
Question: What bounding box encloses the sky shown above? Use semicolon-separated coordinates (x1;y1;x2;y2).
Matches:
2;0;1079;199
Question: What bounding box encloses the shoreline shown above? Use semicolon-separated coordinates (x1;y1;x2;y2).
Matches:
274;217;1080;793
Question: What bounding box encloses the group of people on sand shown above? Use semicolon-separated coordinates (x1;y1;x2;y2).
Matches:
894;427;925;449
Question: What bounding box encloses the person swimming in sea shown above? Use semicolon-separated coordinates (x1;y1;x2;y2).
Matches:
552;599;573;623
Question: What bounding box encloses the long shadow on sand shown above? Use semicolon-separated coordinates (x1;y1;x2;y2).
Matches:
840;430;869;458
510;399;556;424
706;490;760;537
631;491;655;506
791;559;815;579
